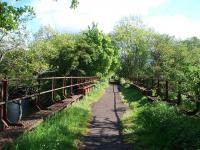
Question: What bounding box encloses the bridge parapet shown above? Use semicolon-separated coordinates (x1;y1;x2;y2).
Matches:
0;76;98;131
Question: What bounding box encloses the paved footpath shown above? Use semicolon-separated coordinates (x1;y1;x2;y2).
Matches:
79;84;130;150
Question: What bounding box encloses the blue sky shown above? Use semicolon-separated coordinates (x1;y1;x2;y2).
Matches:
149;0;200;19
6;0;200;39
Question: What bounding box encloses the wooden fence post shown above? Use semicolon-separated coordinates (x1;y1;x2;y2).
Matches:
157;78;160;96
70;77;73;96
151;78;154;89
63;77;67;98
0;80;6;131
177;81;181;105
2;80;9;129
35;79;42;110
51;78;55;102
165;80;169;101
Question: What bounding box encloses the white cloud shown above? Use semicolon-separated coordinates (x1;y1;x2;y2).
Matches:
32;0;166;33
32;0;200;39
144;15;200;39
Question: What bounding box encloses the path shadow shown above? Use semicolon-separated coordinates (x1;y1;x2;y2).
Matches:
80;84;130;150
81;117;125;150
112;84;127;148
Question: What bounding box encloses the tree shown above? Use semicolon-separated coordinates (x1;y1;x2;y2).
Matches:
0;0;34;67
149;33;175;79
75;23;119;77
33;26;57;41
0;1;34;32
0;25;30;62
47;23;119;77
112;17;152;79
69;0;79;9
49;34;78;76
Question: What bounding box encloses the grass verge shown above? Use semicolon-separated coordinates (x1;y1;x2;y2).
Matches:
121;85;200;150
3;81;109;150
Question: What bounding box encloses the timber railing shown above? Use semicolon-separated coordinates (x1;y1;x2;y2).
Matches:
128;77;200;115
0;76;98;131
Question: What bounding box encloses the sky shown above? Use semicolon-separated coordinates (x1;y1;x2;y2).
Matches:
7;0;200;39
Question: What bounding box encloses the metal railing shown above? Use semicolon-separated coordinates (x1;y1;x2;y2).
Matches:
129;77;200;115
0;76;98;131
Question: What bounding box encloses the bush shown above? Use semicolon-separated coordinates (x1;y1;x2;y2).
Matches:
55;94;61;101
121;86;200;150
120;78;126;85
136;102;200;150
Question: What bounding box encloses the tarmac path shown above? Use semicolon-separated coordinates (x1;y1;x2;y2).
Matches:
79;84;130;150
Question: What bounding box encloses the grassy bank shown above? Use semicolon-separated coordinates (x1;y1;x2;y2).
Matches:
3;81;109;150
121;85;200;150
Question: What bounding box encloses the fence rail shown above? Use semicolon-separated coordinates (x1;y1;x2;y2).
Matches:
128;77;200;115
0;76;98;131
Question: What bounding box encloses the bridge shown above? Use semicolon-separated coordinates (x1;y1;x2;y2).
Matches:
0;76;98;148
0;76;199;149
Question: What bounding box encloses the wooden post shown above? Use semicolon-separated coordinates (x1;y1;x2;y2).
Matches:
0;106;3;131
2;80;8;128
51;78;55;102
151;78;154;89
35;79;42;110
70;77;73;96
146;78;149;89
157;78;160;96
77;78;81;95
78;78;80;88
0;81;5;130
177;81;181;105
0;80;23;130
63;77;67;98
165;80;169;101
186;84;200;115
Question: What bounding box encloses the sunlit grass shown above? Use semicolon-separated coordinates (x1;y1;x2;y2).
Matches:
3;81;109;150
121;86;200;150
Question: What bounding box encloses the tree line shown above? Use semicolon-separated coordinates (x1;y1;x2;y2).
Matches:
0;23;119;78
1;0;200;91
112;17;200;113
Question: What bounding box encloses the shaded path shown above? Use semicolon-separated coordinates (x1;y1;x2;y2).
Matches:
79;84;129;150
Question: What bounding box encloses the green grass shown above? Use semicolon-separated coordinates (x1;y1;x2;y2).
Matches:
121;85;200;150
3;81;109;150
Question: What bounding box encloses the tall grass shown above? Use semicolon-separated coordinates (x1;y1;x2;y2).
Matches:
121;86;200;150
3;81;109;150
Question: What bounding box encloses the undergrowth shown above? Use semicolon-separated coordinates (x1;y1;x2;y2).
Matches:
121;85;200;150
3;80;108;150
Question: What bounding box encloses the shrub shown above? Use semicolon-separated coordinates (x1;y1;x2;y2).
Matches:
120;78;126;85
121;86;200;150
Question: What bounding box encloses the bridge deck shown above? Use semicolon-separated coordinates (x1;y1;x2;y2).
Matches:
0;94;83;149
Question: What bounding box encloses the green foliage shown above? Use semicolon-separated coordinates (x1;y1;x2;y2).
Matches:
113;17;200;82
121;86;200;150
75;23;119;77
112;17;152;79
120;78;126;85
26;24;119;77
47;33;78;76
0;1;34;31
113;17;200;111
0;0;78;32
0;24;119;78
55;94;61;101
70;0;79;9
